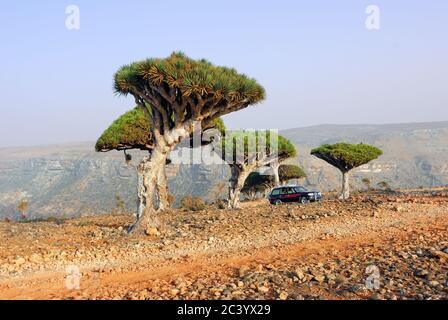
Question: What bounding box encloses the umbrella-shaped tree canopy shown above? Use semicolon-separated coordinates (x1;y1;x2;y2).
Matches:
311;142;382;199
242;164;306;196
217;130;296;166
95;107;225;153
95;107;152;152
311;143;382;173
112;52;265;233
114;52;265;133
278;164;306;184
213;129;296;208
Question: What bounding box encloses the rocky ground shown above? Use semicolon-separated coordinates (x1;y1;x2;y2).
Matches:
0;190;447;300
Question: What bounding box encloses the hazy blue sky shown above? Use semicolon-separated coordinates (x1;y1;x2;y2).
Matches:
0;1;447;147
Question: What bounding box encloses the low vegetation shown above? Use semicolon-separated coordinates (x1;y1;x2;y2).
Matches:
180;196;206;211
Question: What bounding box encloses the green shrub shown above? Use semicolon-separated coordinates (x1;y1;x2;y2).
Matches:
180;196;205;211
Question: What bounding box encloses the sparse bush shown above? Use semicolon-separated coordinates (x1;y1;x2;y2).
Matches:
215;199;227;210
361;178;372;190
19;216;66;224
44;216;66;225
377;181;392;191
168;193;176;207
180;196;205;211
115;195;126;214
17;200;29;220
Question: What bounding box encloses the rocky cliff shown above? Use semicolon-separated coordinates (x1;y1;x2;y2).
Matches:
1;121;447;220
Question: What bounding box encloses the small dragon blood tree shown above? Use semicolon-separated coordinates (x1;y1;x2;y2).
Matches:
216;129;296;209
311;143;383;199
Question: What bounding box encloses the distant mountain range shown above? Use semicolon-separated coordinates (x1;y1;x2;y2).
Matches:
1;121;448;220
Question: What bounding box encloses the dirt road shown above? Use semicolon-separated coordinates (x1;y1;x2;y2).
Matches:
1;192;447;300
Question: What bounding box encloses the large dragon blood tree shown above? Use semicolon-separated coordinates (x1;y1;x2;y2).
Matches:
113;52;265;232
95;107;222;219
216;129;297;209
311;142;383;199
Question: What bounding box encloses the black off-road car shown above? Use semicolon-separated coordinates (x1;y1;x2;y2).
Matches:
268;185;322;205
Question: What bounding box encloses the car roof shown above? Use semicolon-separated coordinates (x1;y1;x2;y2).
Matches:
273;185;305;190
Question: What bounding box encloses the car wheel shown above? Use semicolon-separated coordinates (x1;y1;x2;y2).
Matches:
300;197;310;204
274;199;282;206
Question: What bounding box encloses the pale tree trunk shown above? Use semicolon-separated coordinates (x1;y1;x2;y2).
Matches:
136;161;146;219
271;163;280;187
131;147;169;234
155;161;169;211
131;124;193;234
228;165;251;209
340;171;350;200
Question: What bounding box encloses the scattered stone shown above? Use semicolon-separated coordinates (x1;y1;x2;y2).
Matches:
313;274;325;283
350;284;368;294
170;289;180;296
414;269;429;278
145;227;160;237
15;257;26;266
279;292;288;300
294;268;305;280
1;191;447;301
238;266;250;278
369;293;384;300
257;286;269;294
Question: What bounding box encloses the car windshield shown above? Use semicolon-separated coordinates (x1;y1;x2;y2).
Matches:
294;187;307;192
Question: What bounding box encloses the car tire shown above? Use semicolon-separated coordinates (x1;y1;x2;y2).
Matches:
274;199;282;206
300;197;310;204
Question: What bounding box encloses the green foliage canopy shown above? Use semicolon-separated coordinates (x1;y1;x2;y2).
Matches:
95;107;152;152
311;143;383;172
96;107;224;152
278;164;307;182
217;130;297;166
242;172;272;194
114;52;266;131
242;164;306;194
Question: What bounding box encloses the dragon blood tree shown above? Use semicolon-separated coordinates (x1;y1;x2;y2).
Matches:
311;143;383;200
269;140;297;187
114;52;265;232
242;164;306;199
96;107;224;221
216;129;296;209
277;164;306;185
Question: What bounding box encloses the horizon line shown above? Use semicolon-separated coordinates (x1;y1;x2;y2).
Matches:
1;119;448;150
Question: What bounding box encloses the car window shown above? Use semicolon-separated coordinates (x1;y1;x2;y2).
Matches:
271;189;281;196
287;187;295;194
294;187;306;192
